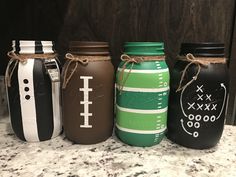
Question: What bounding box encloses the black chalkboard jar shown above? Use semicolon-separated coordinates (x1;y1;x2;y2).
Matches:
167;43;228;149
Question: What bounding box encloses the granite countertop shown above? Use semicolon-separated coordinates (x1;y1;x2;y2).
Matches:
0;116;236;177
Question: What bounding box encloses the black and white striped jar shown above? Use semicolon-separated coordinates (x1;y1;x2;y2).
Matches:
5;40;62;142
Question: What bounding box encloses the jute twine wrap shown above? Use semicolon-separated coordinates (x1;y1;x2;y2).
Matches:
118;54;165;93
62;53;111;89
5;51;57;87
176;53;227;92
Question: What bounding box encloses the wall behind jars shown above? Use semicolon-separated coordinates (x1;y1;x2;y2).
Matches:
0;0;236;124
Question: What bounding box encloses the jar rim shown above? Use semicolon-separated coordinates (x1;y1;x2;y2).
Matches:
68;41;110;56
12;40;55;54
180;42;225;57
123;42;165;56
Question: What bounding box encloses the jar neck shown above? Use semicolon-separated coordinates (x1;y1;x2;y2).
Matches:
124;54;165;57
12;40;55;54
123;42;165;56
68;41;110;56
68;52;110;56
180;43;225;57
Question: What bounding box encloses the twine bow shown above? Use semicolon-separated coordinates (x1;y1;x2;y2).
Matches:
62;53;89;89
176;53;213;92
5;51;57;87
118;54;144;92
118;54;166;93
62;53;110;89
5;52;21;87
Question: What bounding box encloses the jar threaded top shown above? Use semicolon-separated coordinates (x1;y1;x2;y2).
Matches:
12;40;55;54
124;42;164;56
68;41;110;56
180;43;225;57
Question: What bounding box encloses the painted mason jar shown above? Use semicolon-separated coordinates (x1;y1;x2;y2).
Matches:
115;42;169;147
62;41;114;144
167;43;228;149
5;40;62;142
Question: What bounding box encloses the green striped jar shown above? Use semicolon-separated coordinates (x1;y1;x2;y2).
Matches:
115;42;169;147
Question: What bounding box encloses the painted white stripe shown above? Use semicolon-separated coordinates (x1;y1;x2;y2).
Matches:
42;41;54;53
116;105;167;114
12;41;16;52
18;59;39;141
51;81;62;138
116;85;169;92
117;68;169;74
19;41;35;54
116;124;166;134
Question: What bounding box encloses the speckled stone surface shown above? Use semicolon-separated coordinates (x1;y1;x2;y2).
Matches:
0;116;236;177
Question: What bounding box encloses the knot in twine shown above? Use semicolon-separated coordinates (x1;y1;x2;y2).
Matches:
176;53;226;92
62;53;110;89
118;54;165;93
121;54;144;63
5;51;57;87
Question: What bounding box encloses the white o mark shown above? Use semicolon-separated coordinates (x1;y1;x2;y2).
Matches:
195;115;202;121
203;115;210;122
194;122;200;129
193;131;199;138
210;115;216;122
187;121;193;127
188;114;194;120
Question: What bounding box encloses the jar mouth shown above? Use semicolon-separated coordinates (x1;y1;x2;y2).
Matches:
69;41;110;56
12;40;55;54
180;43;225;57
70;41;109;47
124;42;164;47
124;42;165;56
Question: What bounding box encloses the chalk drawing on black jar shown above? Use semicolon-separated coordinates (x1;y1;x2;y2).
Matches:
180;83;227;138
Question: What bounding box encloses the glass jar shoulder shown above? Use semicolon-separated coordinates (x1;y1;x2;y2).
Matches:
118;60;169;70
173;60;227;77
171;60;228;91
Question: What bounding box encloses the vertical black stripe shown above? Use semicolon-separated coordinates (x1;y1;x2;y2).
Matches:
33;59;54;141
8;62;26;141
52;41;56;52
15;40;20;54
35;41;43;54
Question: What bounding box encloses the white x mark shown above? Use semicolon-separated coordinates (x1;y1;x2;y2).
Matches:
206;94;212;101
204;104;211;111
211;104;217;110
197;94;203;101
188;102;195;110
197;104;203;110
196;85;203;93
